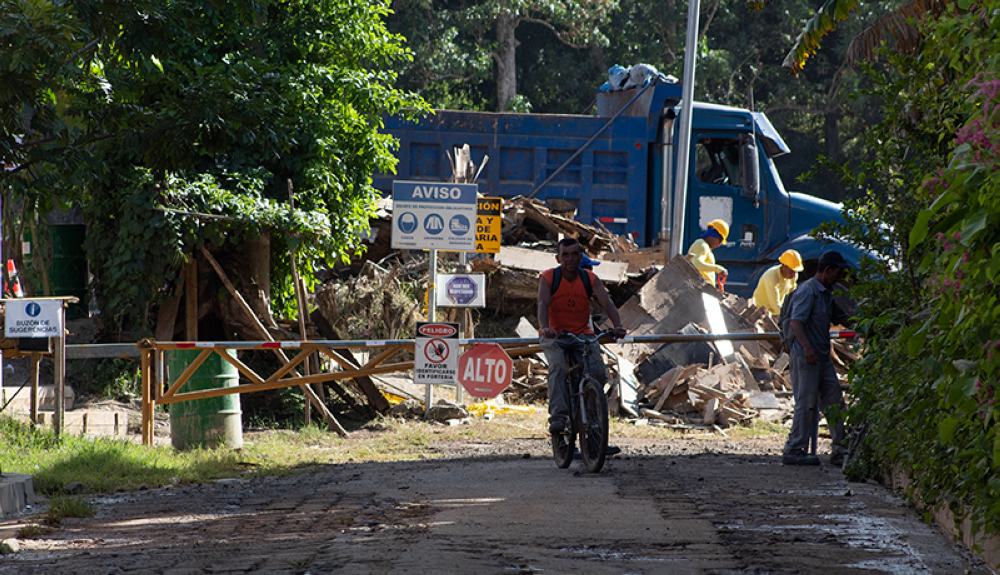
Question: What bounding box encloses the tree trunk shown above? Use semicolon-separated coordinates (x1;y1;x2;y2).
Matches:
495;14;519;112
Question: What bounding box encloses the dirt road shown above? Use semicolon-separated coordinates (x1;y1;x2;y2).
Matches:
1;432;991;574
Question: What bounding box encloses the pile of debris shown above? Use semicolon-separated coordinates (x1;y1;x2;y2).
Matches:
495;255;860;431
321;193;861;433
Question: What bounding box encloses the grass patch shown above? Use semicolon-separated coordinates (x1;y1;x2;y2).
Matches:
15;524;54;539
0;417;255;495
1;406;786;495
43;496;95;526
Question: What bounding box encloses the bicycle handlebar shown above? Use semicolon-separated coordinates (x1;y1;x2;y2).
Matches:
557;329;620;346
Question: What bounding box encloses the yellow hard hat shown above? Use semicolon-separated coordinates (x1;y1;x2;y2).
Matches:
707;219;730;244
779;249;804;272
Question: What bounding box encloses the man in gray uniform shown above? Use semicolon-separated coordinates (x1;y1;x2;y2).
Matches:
783;250;854;466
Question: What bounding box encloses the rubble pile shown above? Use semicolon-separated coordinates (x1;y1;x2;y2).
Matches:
309;194;861;432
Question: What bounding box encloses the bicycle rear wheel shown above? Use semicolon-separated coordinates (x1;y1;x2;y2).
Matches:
579;377;609;473
552;428;576;468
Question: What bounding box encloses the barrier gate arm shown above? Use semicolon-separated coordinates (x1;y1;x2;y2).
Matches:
139;332;858;445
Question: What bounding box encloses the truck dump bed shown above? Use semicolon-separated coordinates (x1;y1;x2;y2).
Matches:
375;83;683;246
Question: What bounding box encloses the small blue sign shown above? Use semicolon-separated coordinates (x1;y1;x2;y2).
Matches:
449;214;471;236
398;212;418;234
446;276;477;305
25;302;41;317
424;214;445;235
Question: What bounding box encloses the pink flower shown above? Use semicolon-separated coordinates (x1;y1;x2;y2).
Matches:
953;232;962;240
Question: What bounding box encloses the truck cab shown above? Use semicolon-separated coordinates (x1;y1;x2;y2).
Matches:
375;80;858;299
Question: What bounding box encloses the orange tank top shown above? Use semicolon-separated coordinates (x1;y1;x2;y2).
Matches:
542;268;595;335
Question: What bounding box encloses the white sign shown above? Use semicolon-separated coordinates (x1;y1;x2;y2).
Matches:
391;181;478;251
436;274;486;308
5;299;63;338
414;322;460;385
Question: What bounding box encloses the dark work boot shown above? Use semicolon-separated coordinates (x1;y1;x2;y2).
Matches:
548;418;566;434
782;450;821;466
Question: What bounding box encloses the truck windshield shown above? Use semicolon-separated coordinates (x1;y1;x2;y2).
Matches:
695;137;741;188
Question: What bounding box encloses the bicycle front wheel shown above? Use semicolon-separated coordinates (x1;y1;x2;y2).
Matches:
578;377;609;473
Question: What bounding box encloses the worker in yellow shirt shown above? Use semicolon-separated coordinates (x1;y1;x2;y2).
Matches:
751;249;804;317
688;219;729;285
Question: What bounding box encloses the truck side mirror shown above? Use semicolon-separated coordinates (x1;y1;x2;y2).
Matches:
740;135;760;208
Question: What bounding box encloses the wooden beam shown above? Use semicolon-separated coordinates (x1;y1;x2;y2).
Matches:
215;348;266;386
199;247;347;436
155;266;184;342
319;346;392;412
157;360;419;404
185;256;198;340
161;348;213;399
311;309;391;413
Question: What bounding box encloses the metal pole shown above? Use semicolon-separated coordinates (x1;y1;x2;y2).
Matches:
670;0;702;258
29;353;40;424
426;249;437;416
54;305;66;439
659;114;677;259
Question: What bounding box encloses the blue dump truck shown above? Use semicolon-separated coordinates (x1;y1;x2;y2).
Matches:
374;80;859;299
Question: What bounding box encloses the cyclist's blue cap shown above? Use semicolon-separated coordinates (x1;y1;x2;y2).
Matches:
579;254;602;268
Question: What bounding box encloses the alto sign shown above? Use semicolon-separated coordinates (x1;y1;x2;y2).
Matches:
457;344;513;399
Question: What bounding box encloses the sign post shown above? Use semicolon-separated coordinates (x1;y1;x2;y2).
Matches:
3;296;76;438
392;181;477;408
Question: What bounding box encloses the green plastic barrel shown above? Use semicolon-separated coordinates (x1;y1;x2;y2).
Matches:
49;224;88;320
166;349;243;450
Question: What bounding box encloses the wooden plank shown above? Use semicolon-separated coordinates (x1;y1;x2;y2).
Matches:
771;370;790;391
309;308;389;413
772;352;789;373
200;247;347;436
185;256;198;340
162;348;213;399
319;345;392;412
216;348;266;386
702;397;719;425
652;367;684;412
155;267;184;342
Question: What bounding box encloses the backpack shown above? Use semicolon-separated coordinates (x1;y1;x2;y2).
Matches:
778;279;815;353
549;267;593;299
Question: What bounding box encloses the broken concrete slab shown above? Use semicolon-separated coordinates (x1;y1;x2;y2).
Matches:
747;392;780;410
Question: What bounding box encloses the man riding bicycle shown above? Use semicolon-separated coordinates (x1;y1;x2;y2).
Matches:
537;238;627;435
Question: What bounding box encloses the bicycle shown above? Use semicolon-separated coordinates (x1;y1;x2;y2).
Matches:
550;329;615;473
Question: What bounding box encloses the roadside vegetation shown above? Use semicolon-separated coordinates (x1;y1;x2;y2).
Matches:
816;0;1000;541
0;410;785;497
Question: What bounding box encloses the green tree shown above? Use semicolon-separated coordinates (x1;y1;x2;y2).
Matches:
388;0;616;111
2;0;428;333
